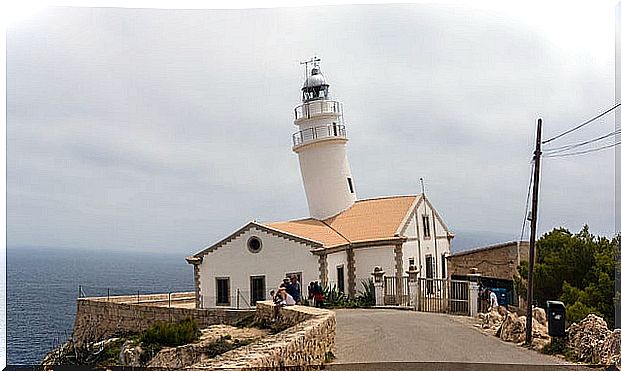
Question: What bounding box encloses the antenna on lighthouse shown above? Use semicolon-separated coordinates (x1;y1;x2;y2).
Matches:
300;56;321;80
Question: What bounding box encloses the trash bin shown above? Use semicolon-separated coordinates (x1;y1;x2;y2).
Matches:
491;288;508;306
547;300;566;337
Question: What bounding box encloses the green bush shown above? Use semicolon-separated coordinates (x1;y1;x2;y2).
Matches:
140;317;201;347
516;226;616;327
541;337;576;361
324;279;375;308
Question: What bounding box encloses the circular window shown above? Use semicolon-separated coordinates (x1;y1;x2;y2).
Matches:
247;236;262;253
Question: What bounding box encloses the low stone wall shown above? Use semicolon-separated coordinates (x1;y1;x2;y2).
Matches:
73;294;253;344
191;301;336;369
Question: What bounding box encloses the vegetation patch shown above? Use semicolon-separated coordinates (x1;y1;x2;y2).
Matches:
140;317;201;347
324;278;375;309
514;226;616;327
541;337;577;361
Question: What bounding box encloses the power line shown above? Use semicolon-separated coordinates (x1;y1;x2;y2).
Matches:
544;128;621;154
542;140;620;158
542;102;621;144
519;161;534;242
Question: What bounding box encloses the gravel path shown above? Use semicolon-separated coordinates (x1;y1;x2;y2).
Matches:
331;309;576;367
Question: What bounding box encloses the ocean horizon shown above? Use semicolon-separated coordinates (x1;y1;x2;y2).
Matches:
6;246;194;365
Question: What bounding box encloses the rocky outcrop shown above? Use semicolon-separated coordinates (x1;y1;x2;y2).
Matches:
478;307;504;332
533;307;547;327
599;329;621;366
147;325;267;368
119;340;143;366
495;309;550;350
475;306;551;351
193;302;336;369
566;314;611;363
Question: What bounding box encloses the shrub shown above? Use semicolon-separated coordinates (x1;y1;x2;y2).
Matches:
324;279;375;308
541;337;576;361
140;317;201;347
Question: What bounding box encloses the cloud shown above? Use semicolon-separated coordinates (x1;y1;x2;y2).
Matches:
6;4;615;252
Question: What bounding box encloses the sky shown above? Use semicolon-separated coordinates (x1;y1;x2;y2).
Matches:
5;2;618;254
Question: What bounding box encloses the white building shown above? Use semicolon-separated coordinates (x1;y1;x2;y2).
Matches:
187;59;453;308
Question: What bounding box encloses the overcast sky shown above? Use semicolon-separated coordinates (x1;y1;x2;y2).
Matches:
6;3;617;254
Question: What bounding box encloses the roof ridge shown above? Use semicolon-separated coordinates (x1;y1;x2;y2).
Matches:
319;219;351;244
355;194;419;202
266;217;318;224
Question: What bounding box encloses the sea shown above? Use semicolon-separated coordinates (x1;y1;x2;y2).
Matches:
6;246;194;365
6;230;513;365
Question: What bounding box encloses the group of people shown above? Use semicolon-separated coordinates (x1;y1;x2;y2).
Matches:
271;275;301;307
307;281;325;308
269;275;325;308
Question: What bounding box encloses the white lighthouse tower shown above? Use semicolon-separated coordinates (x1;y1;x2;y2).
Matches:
292;57;356;220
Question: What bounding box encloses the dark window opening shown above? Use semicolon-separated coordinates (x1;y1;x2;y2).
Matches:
425;255;434;294
247;236;262;253
216;277;230;306
250;276;265;306
422;215;431;238
337;266;345;293
347;177;354;194
441;253;447;278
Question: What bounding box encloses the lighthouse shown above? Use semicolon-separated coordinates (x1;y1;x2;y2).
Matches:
292;57;356;220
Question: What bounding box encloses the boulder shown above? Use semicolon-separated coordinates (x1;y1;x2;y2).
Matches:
566;314;611;363
499;312;526;343
480;307;504;330
120;340;144;366
599;329;621;365
533;307;547;327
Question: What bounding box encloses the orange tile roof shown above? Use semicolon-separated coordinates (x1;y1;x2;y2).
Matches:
266;195;418;248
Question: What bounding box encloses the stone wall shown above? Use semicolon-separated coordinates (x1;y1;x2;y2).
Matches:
192;302;336;369
447;241;529;281
73;294;253;344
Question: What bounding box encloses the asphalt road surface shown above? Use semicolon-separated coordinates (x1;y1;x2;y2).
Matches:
329;309;579;370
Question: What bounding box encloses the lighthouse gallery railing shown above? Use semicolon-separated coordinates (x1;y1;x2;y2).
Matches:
292;124;347;147
294;100;343;120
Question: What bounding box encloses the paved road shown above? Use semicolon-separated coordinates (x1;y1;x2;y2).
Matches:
330;309;575;368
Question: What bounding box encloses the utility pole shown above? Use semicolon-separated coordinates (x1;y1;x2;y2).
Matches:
526;118;543;345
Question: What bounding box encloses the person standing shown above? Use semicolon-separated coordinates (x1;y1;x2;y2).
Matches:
308;282;316;307
489;289;498;310
314;281;324;308
290;275;301;304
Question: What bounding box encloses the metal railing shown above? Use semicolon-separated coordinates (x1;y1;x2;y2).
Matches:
292;123;347;147
418;278;470;315
294;100;343;120
77;285;195;307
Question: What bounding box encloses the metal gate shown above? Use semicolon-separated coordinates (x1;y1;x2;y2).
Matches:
418;278;470;315
384;276;409;306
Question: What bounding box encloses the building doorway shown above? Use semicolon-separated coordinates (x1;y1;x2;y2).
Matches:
337;265;345;293
250;276;265;305
425;255;434;294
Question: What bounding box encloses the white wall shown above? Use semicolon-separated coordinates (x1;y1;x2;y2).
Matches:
401;239;418;275
296;140;356;220
401;198;451;280
325;250;347;289
198;226;319;308
353;245;397;292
